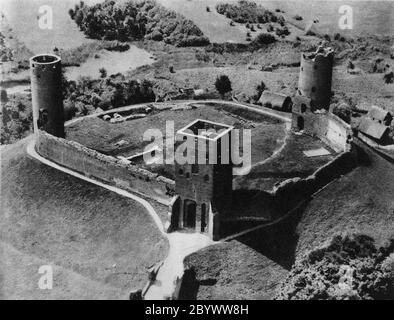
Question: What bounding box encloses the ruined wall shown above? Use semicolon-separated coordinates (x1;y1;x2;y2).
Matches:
30;54;64;137
36;131;175;202
271;150;359;212
293;110;352;153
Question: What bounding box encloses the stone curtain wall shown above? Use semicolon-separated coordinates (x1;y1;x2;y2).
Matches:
36;131;175;202
314;113;352;153
271;150;358;212
293;111;352;153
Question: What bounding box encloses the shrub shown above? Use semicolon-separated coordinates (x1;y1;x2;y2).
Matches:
384;71;394;84
1;89;8;103
249;33;276;49
99;68;107;78
332;103;351;123
347;60;355;70
275;26;290;37
276;234;394;300
253;81;266;101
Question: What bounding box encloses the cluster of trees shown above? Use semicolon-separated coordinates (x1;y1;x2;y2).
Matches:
1;91;33;144
0;31;30;70
216;0;284;25
63;74;156;118
276;234;394;300
69;0;209;47
0;32;12;62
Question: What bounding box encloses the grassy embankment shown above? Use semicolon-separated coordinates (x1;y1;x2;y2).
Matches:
0;137;168;299
184;147;394;300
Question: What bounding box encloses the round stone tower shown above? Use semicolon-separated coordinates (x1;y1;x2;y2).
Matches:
298;46;334;110
30;54;64;137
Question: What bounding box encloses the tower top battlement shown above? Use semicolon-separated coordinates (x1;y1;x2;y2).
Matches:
302;46;334;64
177;119;233;141
30;54;61;65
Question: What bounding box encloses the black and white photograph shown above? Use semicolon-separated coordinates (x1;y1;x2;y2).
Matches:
0;0;393;305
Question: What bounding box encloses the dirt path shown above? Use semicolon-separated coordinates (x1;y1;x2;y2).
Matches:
144;232;213;300
26;137;214;300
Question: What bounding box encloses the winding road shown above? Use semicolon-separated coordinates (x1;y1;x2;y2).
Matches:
26;138;214;300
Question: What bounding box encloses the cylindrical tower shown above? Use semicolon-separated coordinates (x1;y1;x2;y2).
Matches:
30;54;64;137
298;47;334;110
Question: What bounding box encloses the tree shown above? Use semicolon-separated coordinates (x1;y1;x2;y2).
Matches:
384;71;394;84
215;75;232;98
99;68;108;78
1;89;8;103
253;81;266;102
68;9;75;19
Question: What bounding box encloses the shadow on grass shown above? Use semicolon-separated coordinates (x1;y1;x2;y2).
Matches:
229;199;309;270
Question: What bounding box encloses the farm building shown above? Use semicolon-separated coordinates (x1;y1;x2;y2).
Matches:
367;106;393;126
358;118;391;145
258;91;293;112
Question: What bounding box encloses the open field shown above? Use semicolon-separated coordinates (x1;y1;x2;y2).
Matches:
162;66;298;97
159;0;394;38
1;137;168;299
333;66;394;114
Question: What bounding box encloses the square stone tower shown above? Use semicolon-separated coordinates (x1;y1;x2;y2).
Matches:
172;119;233;240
